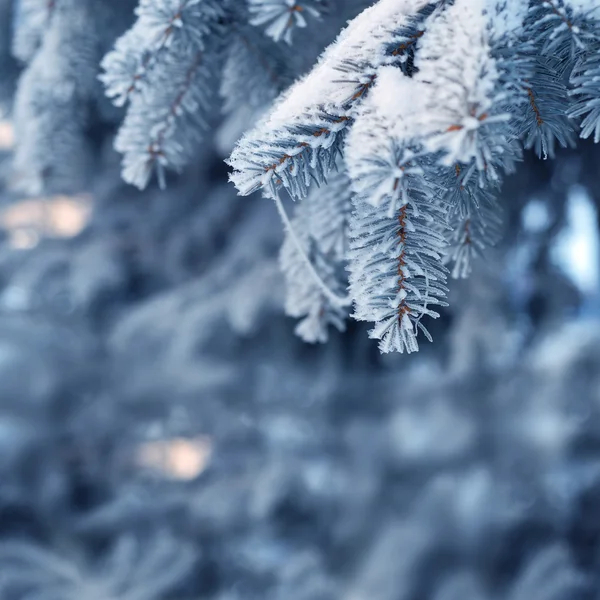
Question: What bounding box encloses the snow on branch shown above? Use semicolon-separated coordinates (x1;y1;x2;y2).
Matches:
14;0;594;355
345;69;449;353
570;48;600;142
249;0;326;44
101;0;224;106
527;0;600;61
228;0;434;200
567;6;600;142
345;68;425;216
228;0;527;353
440;165;503;280
101;0;227;188
348;185;449;355
520;57;577;158
410;0;513;175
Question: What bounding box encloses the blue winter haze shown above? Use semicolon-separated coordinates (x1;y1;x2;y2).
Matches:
0;1;600;599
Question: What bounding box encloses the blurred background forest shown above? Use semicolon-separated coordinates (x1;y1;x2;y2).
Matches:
1;1;600;599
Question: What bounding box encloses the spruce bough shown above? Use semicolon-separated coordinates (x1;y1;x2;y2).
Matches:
229;0;600;353
6;0;600;354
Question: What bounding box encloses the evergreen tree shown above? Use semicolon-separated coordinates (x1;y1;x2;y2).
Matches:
1;1;600;600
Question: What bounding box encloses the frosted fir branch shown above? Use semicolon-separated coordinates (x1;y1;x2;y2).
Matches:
488;0;529;42
349;196;449;354
519;57;577;158
440;164;503;279
426;24;514;283
228;0;435;200
229;111;350;199
488;11;575;162
569;40;600;142
114;45;216;189
231;0;600;355
344;64;451;353
280;169;351;343
360;2;520;180
101;0;228;188
411;0;513;175
248;0;325;45
527;0;600;64
11;0;57;64
346;68;428;217
101;0;225;107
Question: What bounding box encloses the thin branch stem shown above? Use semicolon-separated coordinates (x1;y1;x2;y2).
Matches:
273;191;352;308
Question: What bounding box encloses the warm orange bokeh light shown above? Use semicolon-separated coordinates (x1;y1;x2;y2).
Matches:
137;436;213;480
0;120;14;150
0;194;92;249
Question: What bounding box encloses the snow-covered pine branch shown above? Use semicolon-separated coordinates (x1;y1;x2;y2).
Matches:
100;0;347;189
441;166;503;280
227;0;435;199
527;0;599;63
568;4;600;142
407;0;520;278
347;174;449;354
248;0;326;45
5;0;600;355
229;0;514;352
520;57;577;159
101;0;228;189
407;0;512;174
228;0;600;354
526;2;600;150
344;68;449;352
